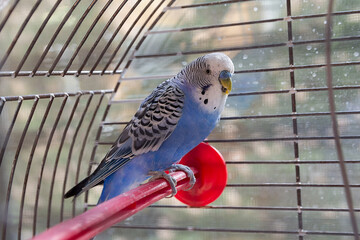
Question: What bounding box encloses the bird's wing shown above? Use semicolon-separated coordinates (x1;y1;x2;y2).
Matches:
106;80;185;159
127;80;185;155
70;81;185;196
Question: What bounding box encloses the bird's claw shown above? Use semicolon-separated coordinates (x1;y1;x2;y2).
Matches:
168;164;196;191
148;170;178;197
148;164;196;198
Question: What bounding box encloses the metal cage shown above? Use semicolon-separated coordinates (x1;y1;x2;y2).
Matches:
0;0;359;239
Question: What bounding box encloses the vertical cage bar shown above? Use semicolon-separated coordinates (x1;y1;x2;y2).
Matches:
3;96;38;240
1;97;23;240
0;97;5;117
0;98;23;167
47;93;82;227
72;91;106;216
60;92;94;221
84;89;119;210
325;1;359;239
285;1;303;239
33;94;68;235
18;96;54;238
17;96;43;239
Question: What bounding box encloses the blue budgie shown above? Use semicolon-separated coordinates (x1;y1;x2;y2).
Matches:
65;53;234;204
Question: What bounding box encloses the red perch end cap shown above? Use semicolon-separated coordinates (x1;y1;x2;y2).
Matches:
175;142;228;207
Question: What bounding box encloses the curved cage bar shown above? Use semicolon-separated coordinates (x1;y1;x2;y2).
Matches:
1;0;360;239
0;0;168;77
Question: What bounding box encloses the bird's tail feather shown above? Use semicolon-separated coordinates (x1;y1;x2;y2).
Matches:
64;176;90;199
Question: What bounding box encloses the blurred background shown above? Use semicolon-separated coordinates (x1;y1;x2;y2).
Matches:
0;0;360;239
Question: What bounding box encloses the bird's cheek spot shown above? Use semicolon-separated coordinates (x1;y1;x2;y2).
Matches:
201;90;205;95
214;107;216;110
204;99;208;105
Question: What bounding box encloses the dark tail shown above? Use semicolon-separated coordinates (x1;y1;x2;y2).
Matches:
64;176;90;199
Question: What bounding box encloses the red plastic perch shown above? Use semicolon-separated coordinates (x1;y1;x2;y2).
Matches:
31;143;227;240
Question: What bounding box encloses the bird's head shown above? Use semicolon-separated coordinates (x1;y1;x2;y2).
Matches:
178;52;234;95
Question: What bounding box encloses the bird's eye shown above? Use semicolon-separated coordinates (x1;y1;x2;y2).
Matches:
206;69;211;74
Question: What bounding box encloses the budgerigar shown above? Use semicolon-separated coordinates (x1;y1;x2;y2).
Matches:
65;53;234;204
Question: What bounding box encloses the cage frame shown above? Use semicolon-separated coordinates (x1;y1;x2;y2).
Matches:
0;0;359;239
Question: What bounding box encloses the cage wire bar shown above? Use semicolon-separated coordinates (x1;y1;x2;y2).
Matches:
324;1;359;239
0;0;360;239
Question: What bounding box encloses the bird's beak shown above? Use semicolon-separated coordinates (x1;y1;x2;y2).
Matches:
219;70;232;95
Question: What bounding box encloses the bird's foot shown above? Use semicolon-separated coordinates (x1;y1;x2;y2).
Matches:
148;170;177;197
168;164;196;191
148;164;195;197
